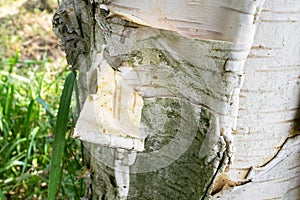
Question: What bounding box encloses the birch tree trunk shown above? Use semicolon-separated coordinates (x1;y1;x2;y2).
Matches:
53;0;300;199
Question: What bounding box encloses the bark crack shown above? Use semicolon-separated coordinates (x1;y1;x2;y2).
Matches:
91;0;96;49
258;133;300;168
201;151;227;200
241;133;300;183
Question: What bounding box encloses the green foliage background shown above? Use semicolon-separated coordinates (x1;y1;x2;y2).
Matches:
0;0;85;199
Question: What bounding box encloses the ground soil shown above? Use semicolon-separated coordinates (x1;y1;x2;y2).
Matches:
0;0;66;67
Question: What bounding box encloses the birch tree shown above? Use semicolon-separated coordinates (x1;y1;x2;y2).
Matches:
52;0;300;199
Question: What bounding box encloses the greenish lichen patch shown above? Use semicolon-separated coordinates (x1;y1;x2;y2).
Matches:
141;98;182;152
125;48;172;67
127;97;224;200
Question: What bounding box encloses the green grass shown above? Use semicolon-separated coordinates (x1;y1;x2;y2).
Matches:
0;51;85;199
48;71;76;199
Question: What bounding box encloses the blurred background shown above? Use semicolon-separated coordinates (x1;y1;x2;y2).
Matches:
0;0;85;199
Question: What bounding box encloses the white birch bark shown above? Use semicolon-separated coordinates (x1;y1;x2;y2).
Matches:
53;0;300;199
213;0;300;199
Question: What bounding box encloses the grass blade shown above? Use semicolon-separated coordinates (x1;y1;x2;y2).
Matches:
36;97;55;119
48;72;76;200
0;71;31;83
0;187;7;200
4;85;14;116
22;127;39;175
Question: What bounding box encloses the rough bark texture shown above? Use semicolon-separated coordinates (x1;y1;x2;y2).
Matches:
53;0;299;199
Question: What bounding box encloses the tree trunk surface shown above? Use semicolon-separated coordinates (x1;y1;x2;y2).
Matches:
53;0;300;199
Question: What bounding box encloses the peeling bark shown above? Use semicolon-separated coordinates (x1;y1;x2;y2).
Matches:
212;0;300;199
52;0;299;199
213;135;300;199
